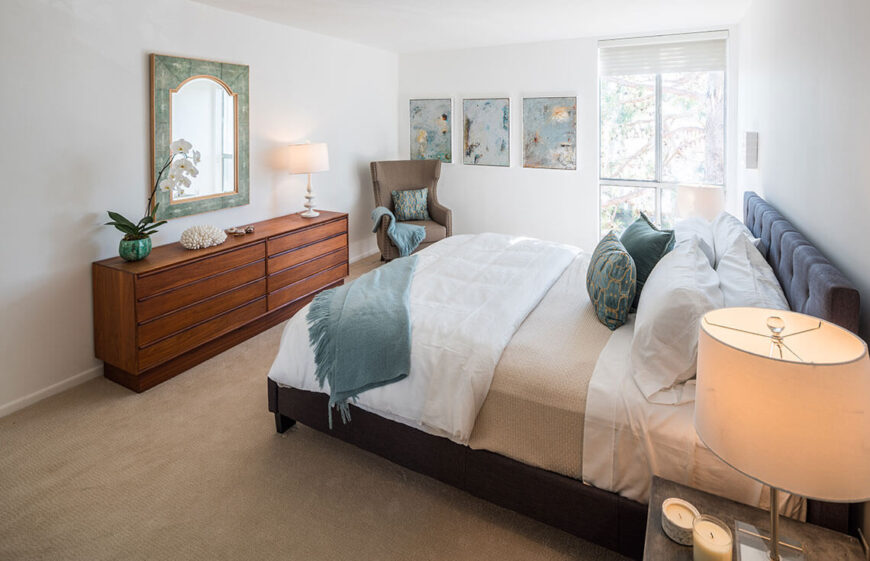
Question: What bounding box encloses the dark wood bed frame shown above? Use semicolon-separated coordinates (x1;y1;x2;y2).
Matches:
268;192;861;560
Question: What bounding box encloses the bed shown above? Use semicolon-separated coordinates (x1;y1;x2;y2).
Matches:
266;192;860;559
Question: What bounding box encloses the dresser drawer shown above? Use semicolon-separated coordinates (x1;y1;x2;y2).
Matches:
136;243;265;299
268;265;346;311
138;279;266;347
136;260;265;323
268;249;347;293
268;234;347;275
267;218;347;256
138;297;267;370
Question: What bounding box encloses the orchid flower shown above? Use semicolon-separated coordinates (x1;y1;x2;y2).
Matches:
108;138;201;241
170;139;193;155
171;158;199;177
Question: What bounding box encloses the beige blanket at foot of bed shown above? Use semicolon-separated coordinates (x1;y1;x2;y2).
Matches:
468;253;612;478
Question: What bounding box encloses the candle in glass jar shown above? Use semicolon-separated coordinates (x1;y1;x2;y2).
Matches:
661;498;700;545
692;515;732;561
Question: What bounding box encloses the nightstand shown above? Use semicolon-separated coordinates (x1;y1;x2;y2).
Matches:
643;476;865;560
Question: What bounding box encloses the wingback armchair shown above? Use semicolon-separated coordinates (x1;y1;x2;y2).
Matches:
370;160;452;261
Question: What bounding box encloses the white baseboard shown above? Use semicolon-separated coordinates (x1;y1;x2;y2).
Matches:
0;247;380;420
0;365;103;419
348;237;379;263
350;248;379;264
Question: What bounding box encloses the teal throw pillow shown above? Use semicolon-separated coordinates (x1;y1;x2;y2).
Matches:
619;212;675;309
587;232;637;330
392;188;431;221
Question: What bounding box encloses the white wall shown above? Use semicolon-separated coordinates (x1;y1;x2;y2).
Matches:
398;39;600;251
0;0;398;415
737;0;870;335
398;34;739;252
737;0;870;538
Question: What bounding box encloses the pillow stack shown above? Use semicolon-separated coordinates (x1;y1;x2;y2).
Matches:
626;211;790;405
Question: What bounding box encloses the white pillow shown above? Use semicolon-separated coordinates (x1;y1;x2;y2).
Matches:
716;234;788;309
631;238;724;405
674;217;715;267
711;212;764;267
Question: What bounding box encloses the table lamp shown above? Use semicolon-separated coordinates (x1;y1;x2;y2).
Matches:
674;184;724;221
287;142;329;218
696;307;870;561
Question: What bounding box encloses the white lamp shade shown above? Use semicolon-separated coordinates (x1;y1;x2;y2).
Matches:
287;142;329;174
695;307;870;502
674;184;724;221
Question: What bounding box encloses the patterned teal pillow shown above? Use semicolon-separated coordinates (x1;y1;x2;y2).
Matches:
392;188;431;221
586;232;637;330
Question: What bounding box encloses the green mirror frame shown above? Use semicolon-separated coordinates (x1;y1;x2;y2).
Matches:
150;54;250;220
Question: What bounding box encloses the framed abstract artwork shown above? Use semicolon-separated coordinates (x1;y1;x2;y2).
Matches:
462;98;510;167
409;98;452;163
522;96;577;170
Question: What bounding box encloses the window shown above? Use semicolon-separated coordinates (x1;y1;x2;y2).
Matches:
599;32;726;236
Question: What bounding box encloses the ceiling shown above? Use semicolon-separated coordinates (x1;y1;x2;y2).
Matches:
192;0;751;53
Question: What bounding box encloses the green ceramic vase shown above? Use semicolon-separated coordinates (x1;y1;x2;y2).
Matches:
119;237;152;262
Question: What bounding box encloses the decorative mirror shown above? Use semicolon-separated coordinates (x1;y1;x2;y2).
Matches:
151;54;250;220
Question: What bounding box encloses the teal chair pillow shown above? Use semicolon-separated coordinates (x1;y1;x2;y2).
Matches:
619;212;674;309
392;188;431;221
587;232;637;330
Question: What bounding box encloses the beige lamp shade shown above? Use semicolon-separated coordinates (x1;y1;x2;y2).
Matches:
674;184;724;221
287;142;329;174
695;307;870;502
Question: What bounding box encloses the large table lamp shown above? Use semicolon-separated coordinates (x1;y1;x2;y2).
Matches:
674;183;725;221
696;307;870;561
287;142;329;218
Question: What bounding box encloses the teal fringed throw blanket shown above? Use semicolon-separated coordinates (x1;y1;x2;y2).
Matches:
307;255;419;426
371;206;425;257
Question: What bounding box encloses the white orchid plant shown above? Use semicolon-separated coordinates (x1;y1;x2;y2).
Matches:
105;139;200;240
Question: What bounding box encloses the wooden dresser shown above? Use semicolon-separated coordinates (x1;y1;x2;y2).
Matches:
93;211;348;392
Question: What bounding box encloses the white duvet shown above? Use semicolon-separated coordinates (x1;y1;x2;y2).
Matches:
268;233;578;443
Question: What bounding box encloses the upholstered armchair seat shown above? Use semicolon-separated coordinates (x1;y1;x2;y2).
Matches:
401;220;447;243
370;160;452;261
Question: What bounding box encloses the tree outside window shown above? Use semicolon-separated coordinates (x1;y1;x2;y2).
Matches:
599;64;725;236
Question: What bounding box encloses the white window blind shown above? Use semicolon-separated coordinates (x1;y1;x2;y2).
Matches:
599;31;727;76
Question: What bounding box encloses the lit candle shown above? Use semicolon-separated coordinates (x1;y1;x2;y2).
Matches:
661;498;700;545
692;515;732;561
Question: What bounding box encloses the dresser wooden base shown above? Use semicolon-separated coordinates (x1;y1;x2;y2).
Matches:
93;211;349;392
103;279;342;392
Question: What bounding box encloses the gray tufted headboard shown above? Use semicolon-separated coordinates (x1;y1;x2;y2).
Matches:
744;192;862;535
743;191;860;333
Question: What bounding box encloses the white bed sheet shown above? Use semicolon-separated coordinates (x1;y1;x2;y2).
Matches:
582;317;804;516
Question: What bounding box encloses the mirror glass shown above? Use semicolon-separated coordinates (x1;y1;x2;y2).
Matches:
170;77;236;200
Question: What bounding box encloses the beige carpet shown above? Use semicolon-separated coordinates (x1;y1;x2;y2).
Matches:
0;254;628;561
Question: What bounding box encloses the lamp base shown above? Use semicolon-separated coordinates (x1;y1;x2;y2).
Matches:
300;173;319;218
736;521;804;561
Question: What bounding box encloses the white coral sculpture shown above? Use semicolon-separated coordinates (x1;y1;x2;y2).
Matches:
179;224;227;250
